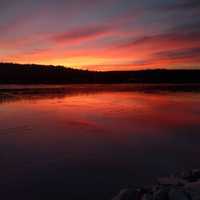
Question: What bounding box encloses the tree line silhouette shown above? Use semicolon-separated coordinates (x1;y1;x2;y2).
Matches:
0;63;200;84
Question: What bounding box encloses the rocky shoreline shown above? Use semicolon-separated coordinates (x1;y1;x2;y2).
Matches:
112;169;200;200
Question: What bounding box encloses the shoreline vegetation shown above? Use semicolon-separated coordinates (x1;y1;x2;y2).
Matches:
1;63;200;84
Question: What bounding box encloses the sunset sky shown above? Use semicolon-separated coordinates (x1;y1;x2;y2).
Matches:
0;0;200;71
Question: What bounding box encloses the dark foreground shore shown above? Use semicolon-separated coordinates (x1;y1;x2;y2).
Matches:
112;169;200;200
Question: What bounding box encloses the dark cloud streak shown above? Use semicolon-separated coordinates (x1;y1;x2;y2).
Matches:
154;47;200;60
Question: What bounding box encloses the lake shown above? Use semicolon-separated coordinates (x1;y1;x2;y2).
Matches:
0;84;200;200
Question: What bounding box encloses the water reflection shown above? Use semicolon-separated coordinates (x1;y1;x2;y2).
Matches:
1;84;200;104
0;84;200;200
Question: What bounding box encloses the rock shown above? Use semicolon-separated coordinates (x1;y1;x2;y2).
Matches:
181;169;200;182
185;180;200;200
112;188;143;200
112;169;200;200
158;176;186;186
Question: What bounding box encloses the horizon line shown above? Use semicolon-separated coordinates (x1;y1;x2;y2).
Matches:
1;62;200;73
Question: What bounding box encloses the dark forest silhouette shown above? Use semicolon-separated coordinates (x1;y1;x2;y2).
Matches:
0;63;200;84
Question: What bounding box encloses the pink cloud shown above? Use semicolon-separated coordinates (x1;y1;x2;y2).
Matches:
52;24;113;44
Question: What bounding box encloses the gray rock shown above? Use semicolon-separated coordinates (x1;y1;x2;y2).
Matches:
112;188;143;200
158;176;186;186
112;169;200;200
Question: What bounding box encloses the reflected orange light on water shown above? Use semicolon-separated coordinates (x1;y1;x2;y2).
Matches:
1;85;200;200
1;90;200;141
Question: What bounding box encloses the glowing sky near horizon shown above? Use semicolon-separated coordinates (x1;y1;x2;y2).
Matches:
0;0;200;71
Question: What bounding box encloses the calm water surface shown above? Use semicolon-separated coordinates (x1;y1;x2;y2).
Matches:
0;84;200;200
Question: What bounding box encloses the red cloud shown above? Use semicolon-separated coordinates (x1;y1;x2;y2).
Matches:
53;25;113;44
